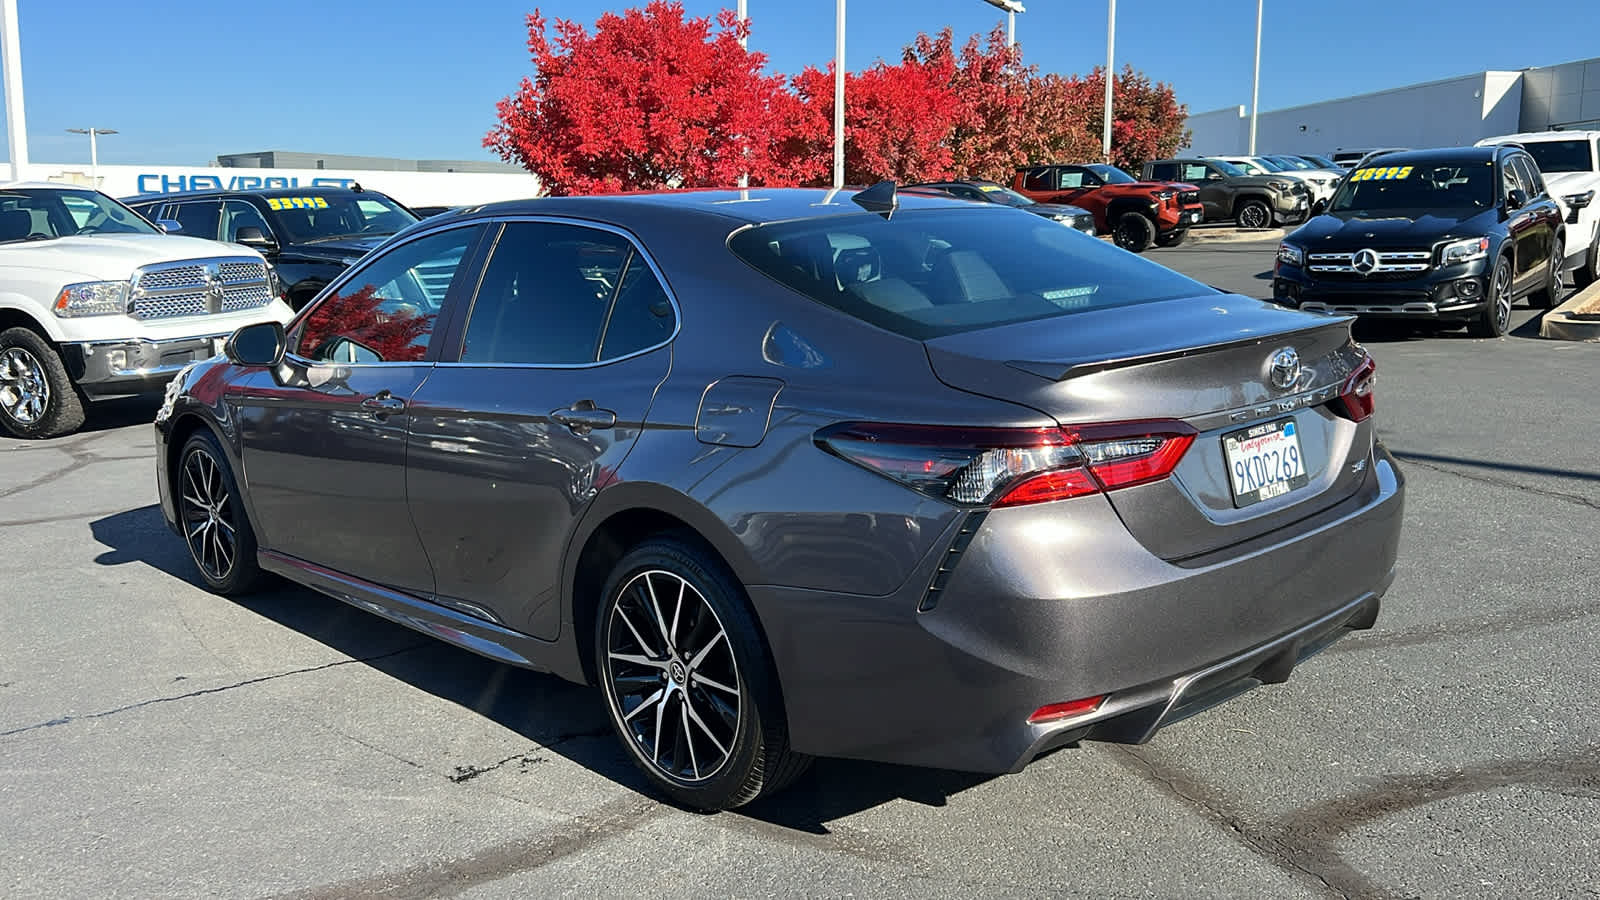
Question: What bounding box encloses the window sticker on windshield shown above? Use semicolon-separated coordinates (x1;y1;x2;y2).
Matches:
978;185;1002;192
1350;166;1414;182
267;197;331;210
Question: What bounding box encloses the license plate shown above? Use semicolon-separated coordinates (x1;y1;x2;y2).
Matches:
1222;418;1310;507
1185;210;1203;223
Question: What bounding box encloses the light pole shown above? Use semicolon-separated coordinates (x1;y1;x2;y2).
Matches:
1102;0;1115;161
833;0;844;189
1248;0;1263;155
0;0;28;181
66;127;116;185
737;0;748;189
980;0;1025;48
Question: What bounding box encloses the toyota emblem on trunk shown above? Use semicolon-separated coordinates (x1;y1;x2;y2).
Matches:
1268;347;1302;391
1352;248;1379;275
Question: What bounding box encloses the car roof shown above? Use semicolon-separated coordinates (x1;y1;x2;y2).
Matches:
123;185;394;204
1354;146;1502;166
1477;130;1600;145
430;187;974;229
0;181;97;192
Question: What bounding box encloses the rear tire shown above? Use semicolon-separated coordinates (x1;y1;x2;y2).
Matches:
596;533;810;811
1155;230;1187;248
0;327;85;440
1235;199;1271;230
1467;256;1514;338
1112;212;1157;252
1528;236;1564;309
178;430;266;596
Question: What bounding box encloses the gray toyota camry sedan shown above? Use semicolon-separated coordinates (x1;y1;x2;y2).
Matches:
154;185;1404;810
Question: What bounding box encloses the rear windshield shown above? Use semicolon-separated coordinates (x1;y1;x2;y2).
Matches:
727;208;1213;340
1520;139;1595;174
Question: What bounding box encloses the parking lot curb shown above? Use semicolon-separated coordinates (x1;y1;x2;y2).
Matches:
1540;280;1600;342
1186;226;1287;245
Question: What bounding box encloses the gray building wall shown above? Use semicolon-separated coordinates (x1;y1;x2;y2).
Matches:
1184;57;1600;158
215;150;520;174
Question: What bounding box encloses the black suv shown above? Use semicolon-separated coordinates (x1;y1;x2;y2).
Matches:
125;187;419;310
1273;145;1566;337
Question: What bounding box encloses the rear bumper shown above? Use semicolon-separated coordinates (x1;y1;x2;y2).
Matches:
749;444;1404;774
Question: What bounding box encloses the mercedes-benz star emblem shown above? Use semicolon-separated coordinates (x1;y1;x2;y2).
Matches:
1352;248;1379;275
1268;347;1302;391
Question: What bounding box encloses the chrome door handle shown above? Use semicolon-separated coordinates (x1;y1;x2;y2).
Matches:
550;405;616;434
361;392;406;418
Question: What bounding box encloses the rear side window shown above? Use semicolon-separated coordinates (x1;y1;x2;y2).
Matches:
1148;162;1179;181
728;208;1213;341
170;201;221;240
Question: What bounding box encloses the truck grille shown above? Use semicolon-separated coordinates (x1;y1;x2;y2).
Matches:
130;257;273;320
1306;249;1431;282
1177;190;1200;204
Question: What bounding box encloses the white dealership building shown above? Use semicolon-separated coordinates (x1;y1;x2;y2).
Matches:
1186;56;1600;158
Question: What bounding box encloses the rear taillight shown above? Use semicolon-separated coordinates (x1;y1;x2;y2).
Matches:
815;420;1197;509
1333;356;1376;422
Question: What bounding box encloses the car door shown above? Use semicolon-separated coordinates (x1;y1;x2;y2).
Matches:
404;220;676;639
1499;157;1543;292
1182;162;1228;219
1511;154;1560;274
231;224;488;596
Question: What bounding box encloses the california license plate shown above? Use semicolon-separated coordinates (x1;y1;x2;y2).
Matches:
1222;418;1310;507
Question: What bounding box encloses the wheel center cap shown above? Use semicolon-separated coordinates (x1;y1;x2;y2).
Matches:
669;661;687;685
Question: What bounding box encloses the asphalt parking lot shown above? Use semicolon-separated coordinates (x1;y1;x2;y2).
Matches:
3;239;1597;900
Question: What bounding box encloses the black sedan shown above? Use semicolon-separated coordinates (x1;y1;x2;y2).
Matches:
1273;145;1567;337
155;186;1403;810
903;180;1098;235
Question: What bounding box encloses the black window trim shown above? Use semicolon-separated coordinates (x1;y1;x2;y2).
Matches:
432;215;683;370
283;221;495;368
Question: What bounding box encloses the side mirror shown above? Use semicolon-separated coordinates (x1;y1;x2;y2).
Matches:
224;321;286;368
1505;188;1527;212
157;219;182;234
234;225;278;251
1311;198;1329;217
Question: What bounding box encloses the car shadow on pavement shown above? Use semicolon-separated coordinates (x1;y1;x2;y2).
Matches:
89;504;992;831
79;396;163;435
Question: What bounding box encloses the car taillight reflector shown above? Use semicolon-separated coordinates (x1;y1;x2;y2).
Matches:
1333;356;1377;423
816;419;1196;509
1028;695;1107;724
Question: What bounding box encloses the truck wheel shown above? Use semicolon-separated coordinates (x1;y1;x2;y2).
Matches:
1112;213;1157;252
0;327;86;439
1528;236;1564;309
1467;256;1514;338
1235;200;1271;230
1155;230;1188;248
1575;233;1599;289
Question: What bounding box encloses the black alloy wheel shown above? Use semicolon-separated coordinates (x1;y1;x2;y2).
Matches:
1112;212;1156;252
1235;199;1271;230
1528;236;1564;309
1468;256;1515;338
178;431;264;595
597;535;809;810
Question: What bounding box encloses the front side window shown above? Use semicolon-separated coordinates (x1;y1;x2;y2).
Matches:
0;188;158;244
222;201;273;243
294;226;482;363
1511;156;1545;196
729;208;1212;341
1181;164;1210;182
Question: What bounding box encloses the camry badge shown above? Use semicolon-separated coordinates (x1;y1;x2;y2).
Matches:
1353;248;1379;275
1267;347;1302;391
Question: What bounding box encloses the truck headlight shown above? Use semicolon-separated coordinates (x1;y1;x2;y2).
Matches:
1276;243;1304;267
52;281;130;317
1439;236;1490;266
1268;180;1292;192
1561;190;1595;210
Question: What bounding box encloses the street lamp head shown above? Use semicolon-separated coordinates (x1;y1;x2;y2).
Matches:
981;0;1026;10
66;127;117;135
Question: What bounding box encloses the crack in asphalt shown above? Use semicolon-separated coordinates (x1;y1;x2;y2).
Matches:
446;727;612;783
0;507;148;527
273;793;666;900
0;433;154;500
1390;452;1600;511
0;643;428;740
1108;746;1358;899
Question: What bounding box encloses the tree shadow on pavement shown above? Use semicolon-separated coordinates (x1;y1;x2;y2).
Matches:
88;504;991;832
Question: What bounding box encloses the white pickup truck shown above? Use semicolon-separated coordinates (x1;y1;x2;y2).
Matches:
0;183;293;438
1477;131;1600;289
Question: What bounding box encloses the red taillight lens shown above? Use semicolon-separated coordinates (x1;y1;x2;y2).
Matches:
815;420;1196;509
1028;695;1107;724
1334;356;1377;422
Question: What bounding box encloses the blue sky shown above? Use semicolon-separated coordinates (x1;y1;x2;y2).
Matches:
4;0;1597;166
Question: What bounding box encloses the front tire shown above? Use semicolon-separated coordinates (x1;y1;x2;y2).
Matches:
596;534;810;810
178;430;265;595
1235;199;1271;230
1467;256;1515;338
0;327;85;439
1112;212;1156;252
1528;236;1564;309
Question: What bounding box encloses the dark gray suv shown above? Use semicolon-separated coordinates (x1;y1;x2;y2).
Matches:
155;187;1405;810
1144;158;1310;228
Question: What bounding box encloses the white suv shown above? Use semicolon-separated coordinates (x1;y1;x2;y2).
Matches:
1477;131;1600;288
0;183;293;438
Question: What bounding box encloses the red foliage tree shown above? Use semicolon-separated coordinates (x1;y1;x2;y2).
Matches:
483;1;809;194
902;26;1028;183
1053;65;1191;172
789;58;965;186
298;284;433;363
